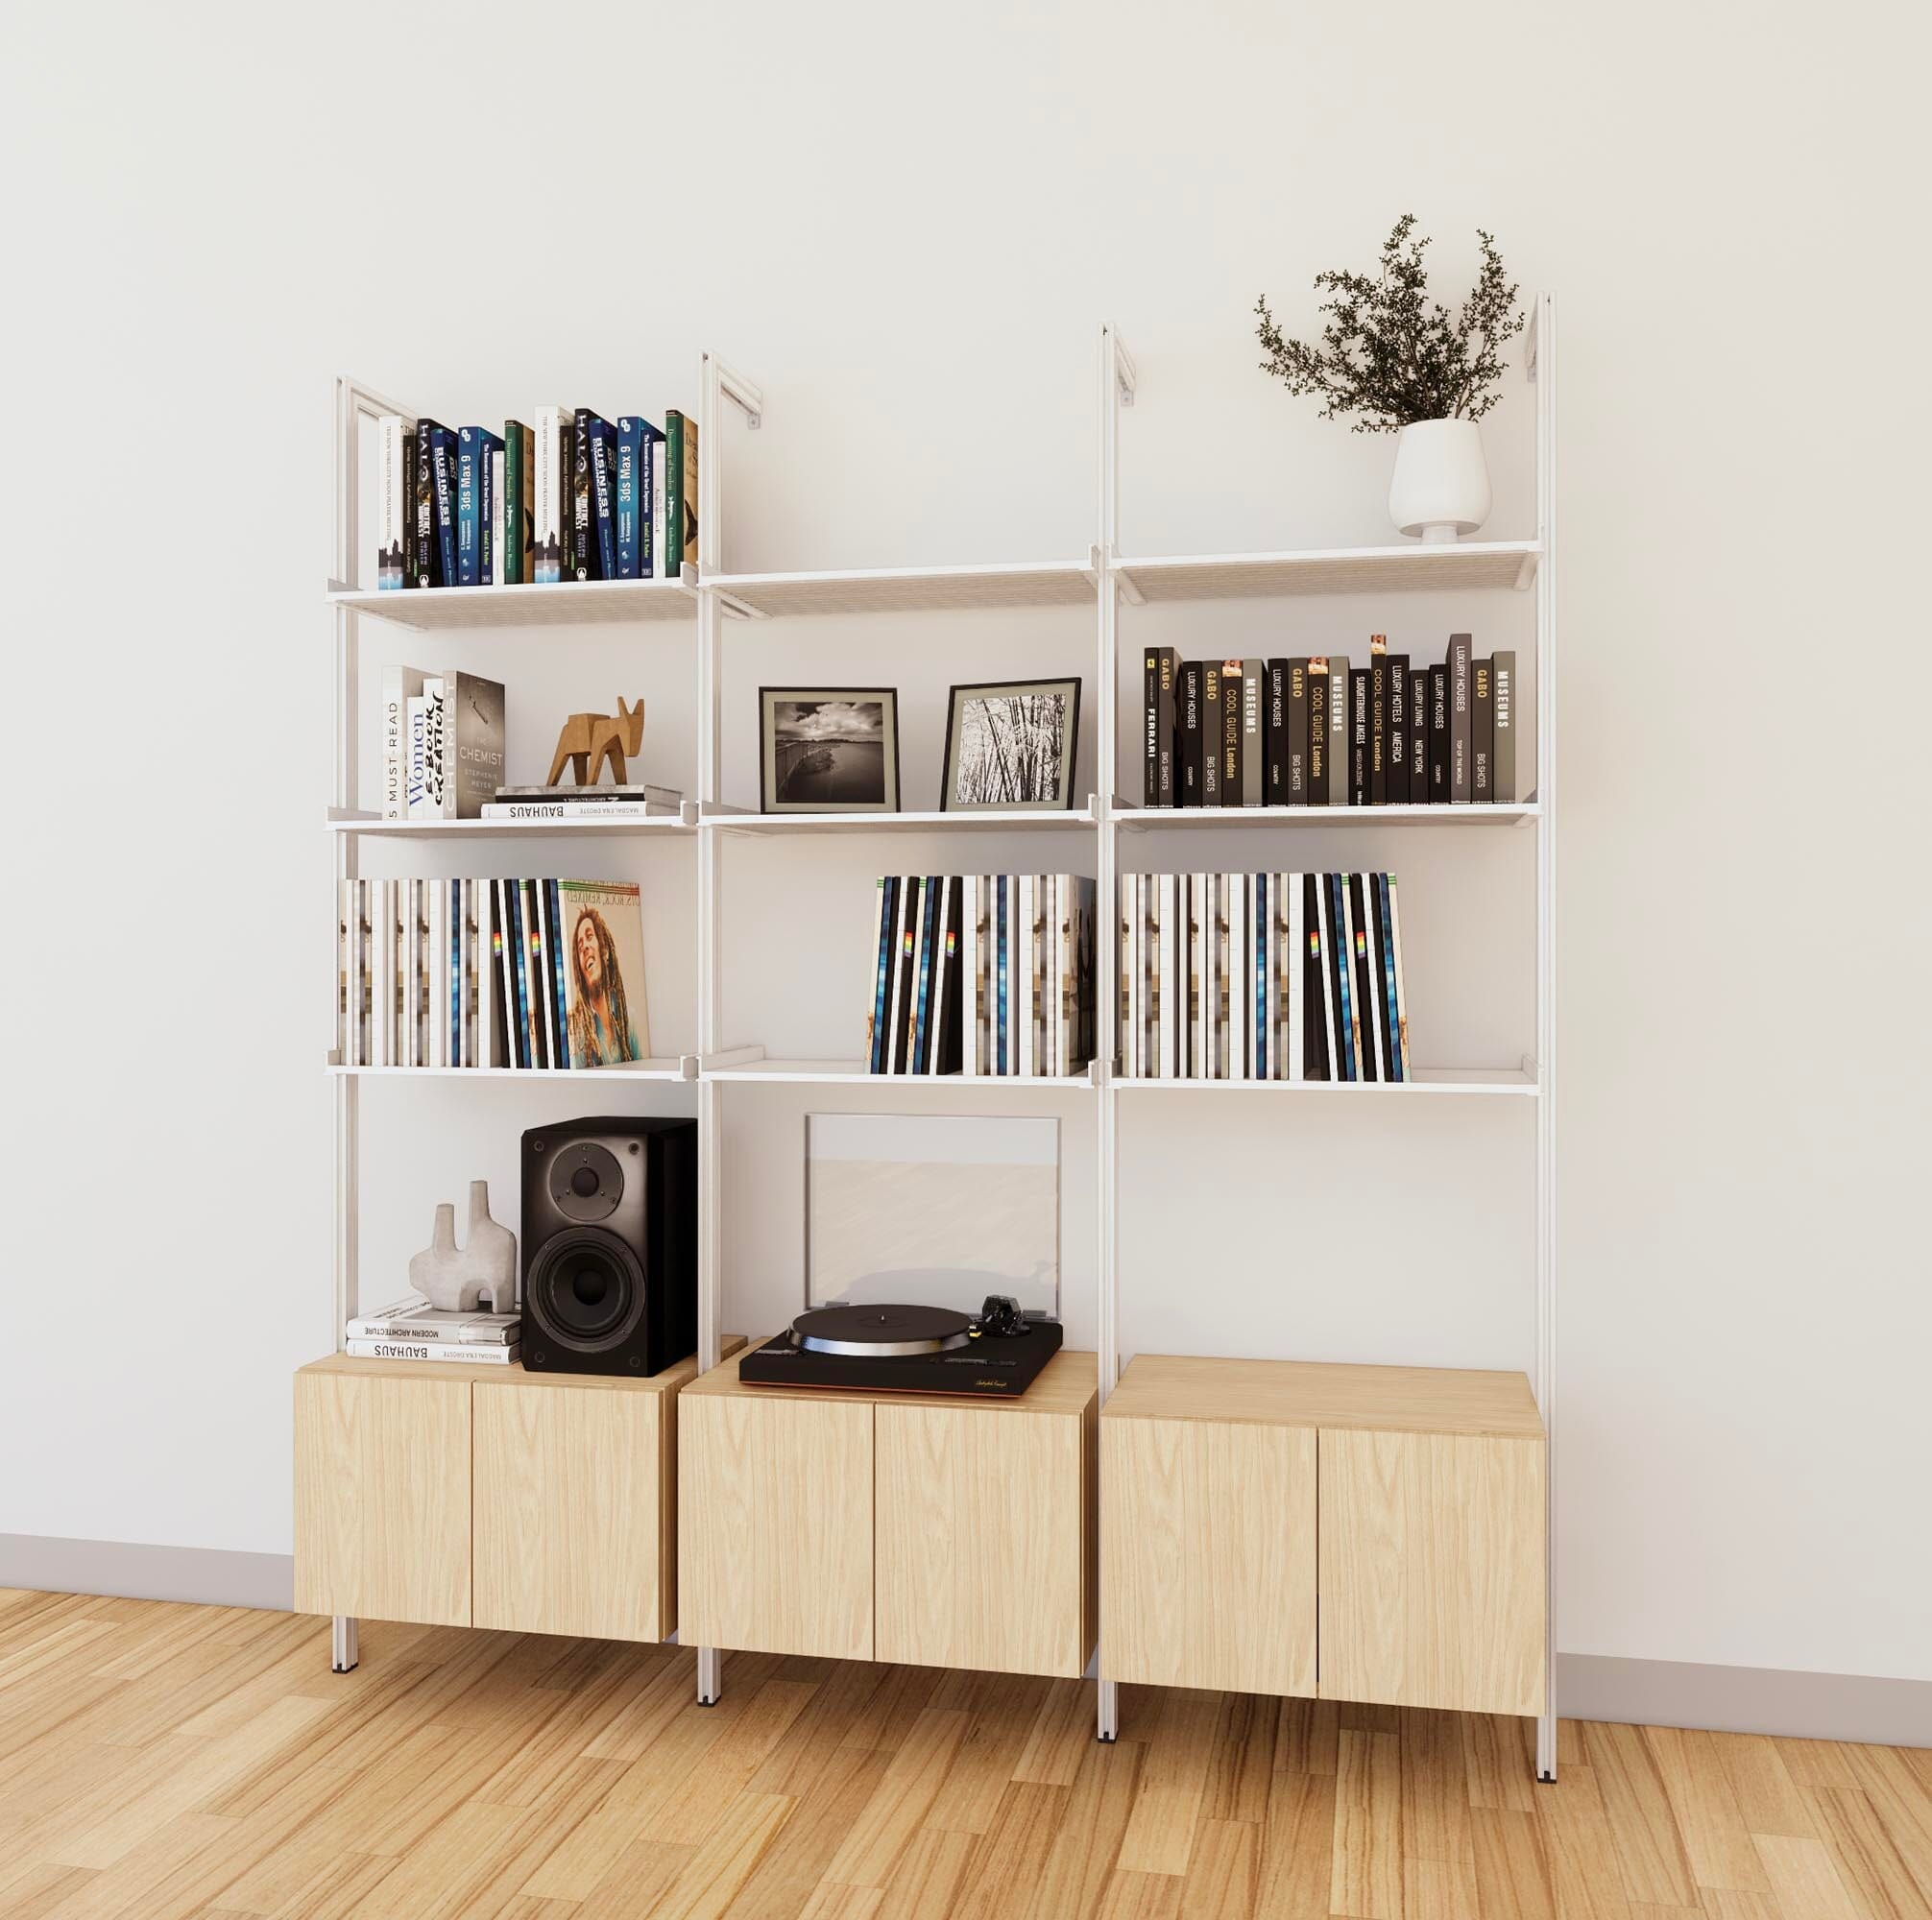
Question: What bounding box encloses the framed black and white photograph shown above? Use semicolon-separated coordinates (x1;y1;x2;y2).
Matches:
939;677;1082;811
759;687;902;813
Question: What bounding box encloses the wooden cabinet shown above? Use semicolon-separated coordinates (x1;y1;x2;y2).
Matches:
294;1345;730;1641
681;1346;1098;1678
1099;1355;1545;1716
294;1362;471;1627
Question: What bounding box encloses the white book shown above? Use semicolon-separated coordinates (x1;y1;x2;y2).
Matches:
1126;875;1142;1079
346;1339;521;1365
1200;875;1217;1081
1339;876;1362;1080
1288;874;1305;1083
1154;874;1171;1078
534;404;571;583
334;879;351;1065
934;876;959;1074
490;447;506;586
430;880;448;1068
403;878;421;1068
348;1298;520;1344
1388;875;1413;1080
380;665;428;820
884;876;913;1073
651;435;668;579
1316;877;1339;1080
461;879;476;1068
373;879;394;1066
376;415;410;589
531;880;557;1070
1186;875;1203;1079
1228;872;1246;1081
864;875;891;1068
1003;877;1019;1077
1055;874;1072;1077
1118;876;1131;1077
959;876;979;1078
1258;875;1274;1081
1020;876;1039;1078
353;879;370;1067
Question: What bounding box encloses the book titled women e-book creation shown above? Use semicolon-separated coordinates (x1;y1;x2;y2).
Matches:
556;880;650;1065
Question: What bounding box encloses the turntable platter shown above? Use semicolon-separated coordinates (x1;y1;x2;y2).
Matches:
793;1303;973;1357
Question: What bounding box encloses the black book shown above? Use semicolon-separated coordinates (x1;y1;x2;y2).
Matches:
1447;633;1473;803
1306;659;1329;806
1266;660;1289;805
401;429;418;589
1220;659;1243;805
1241;660;1265;805
1471;655;1494;802
1409;669;1429;804
1325;873;1356;1080
1368;638;1389;806
570;409;606;581
1284;659;1310;804
1200;661;1222;805
867;876;900;1072
413;419;446;588
1346;873;1381;1081
1386;652;1411;804
1156;647;1179;804
886;876;923;1073
1143;650;1159;806
1179;660;1204;805
1365;874;1400;1083
928;876;962;1074
1349;669;1370;805
1303;873;1329;1080
1491;650;1518;803
1428;662;1451;802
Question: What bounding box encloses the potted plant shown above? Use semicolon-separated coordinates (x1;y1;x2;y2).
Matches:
1256;215;1525;543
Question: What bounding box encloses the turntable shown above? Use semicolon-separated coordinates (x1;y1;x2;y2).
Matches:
740;1294;1064;1397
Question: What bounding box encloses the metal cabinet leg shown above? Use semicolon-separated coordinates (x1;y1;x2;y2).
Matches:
1098;1677;1119;1742
697;1645;721;1706
330;1616;359;1674
1536;1711;1558;1783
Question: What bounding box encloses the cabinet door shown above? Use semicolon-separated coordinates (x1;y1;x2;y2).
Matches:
472;1380;666;1643
876;1403;1090;1678
293;1371;471;1626
679;1392;873;1660
1318;1428;1546;1716
1100;1412;1316;1696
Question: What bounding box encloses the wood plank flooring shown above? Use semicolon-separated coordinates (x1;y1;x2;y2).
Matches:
0;1591;1925;1918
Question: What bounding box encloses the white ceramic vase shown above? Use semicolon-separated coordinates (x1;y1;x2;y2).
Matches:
1388;418;1492;543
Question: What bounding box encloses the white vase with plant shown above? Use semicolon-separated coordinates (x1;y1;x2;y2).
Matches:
1256;215;1525;543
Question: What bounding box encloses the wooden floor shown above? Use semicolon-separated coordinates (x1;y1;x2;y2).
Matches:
0;1593;1926;1919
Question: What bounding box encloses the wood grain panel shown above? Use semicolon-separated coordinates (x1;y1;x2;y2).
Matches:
1099;1411;1316;1697
293;1369;471;1627
679;1389;874;1661
471;1378;665;1642
874;1395;1091;1679
1317;1427;1545;1716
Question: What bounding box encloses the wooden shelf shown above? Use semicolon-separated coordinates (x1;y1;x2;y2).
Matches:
685;1341;1099;1415
1118;802;1537;830
1101;1353;1544;1438
1114;540;1539;604
328;808;696;838
327;576;695;630
1114;1067;1536;1096
705;559;1095;617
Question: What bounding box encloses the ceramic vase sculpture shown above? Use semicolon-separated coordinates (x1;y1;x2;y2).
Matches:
1388;418;1492;543
408;1181;518;1312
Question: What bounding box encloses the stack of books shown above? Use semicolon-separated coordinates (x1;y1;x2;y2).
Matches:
346;1296;520;1365
864;875;1097;1077
1120;871;1412;1083
379;667;506;820
484;784;682;823
1142;637;1524;807
334;877;650;1070
375;408;697;589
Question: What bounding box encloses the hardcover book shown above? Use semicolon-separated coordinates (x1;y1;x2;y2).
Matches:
1368;637;1388;806
1429;662;1451;802
1447;633;1473;803
1221;659;1244;803
381;665;429;820
456;426;504;587
501;420;533;583
1410;669;1430;803
376;415;411;588
1349;668;1370;805
587;415;620;582
571;410;615;580
427;426;460;588
1386;651;1412;804
556;879;651;1065
1491;650;1518;803
1179;660;1203;804
1326;655;1351;804
616;418;664;580
533;405;572;584
1285;659;1309;804
1200;662;1222;804
1265;660;1287;805
1471;654;1494;800
664;409;698;577
413;419;447;588
1241;659;1265;806
1306;659;1329;804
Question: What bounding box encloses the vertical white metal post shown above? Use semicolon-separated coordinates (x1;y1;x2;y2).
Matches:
1531;293;1559;1784
1095;324;1134;1743
694;351;762;1707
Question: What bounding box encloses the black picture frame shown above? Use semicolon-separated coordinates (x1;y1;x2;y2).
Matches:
939;677;1083;811
759;686;902;813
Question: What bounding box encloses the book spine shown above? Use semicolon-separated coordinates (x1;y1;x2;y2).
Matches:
346;1319;518;1344
428;427;458;588
1156;649;1178;806
546;880;569;1067
376;415;407;588
1266;660;1288;805
1387;873;1413;1079
1349;669;1369;805
1374;875;1404;1081
960;876;980;1077
1448;634;1473;803
570;410;595;580
1410;669;1429;804
479;437;500;585
1471;655;1494;802
1143;650;1159;806
888;876;918;1073
866;876;896;1072
1305;874;1329;1081
913;875;941;1073
1199;662;1221;805
1305;660;1328;806
1158;874;1176;1077
344;1340;520;1364
502;422;530;584
1221;660;1243;804
643;427;664;577
1285;660;1309;804
1369;638;1388;805
413;420;444;587
1348;874;1382;1081
1327;874;1354;1081
664;409;693;578
1241;660;1263;805
1252;874;1268;1080
679;412;699;572
932;877;962;1076
489;449;505;587
456;430;477;586
1326;656;1351;803
590;418;618;581
616;420;640;580
1179;661;1202;805
1491;651;1517;803
533;407;566;582
1386;653;1411;804
1286;873;1304;1082
1429;663;1450;801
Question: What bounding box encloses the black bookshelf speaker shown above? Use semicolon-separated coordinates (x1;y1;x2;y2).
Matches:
519;1116;697;1378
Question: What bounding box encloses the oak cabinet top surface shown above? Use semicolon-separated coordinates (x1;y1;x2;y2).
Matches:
299;1336;745;1396
1103;1354;1543;1439
686;1340;1098;1417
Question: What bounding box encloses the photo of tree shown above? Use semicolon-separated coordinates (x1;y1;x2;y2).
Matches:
943;680;1081;810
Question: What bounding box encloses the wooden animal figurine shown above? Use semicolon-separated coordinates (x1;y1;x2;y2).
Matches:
546;696;645;786
407;1181;518;1312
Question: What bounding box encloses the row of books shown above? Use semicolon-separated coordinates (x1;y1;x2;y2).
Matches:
345;1296;521;1365
379;666;505;819
333;876;651;1069
374;408;698;589
1120;871;1413;1083
1142;637;1523;807
864;875;1098;1077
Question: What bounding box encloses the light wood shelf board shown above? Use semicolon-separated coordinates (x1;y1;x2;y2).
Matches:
686;1341;1098;1417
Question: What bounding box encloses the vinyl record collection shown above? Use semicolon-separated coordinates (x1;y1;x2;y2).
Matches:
334;877;650;1070
1120;872;1413;1083
374;407;697;589
864;875;1098;1078
1142;636;1525;807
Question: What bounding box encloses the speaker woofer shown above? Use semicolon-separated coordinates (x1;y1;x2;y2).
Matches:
525;1227;647;1354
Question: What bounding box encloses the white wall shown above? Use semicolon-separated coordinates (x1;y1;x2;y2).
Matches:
5;0;1927;1689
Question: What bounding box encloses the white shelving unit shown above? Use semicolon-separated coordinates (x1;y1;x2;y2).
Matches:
327;302;1557;1769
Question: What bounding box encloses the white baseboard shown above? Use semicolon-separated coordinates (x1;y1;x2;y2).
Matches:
0;1534;293;1613
1558;1652;1932;1748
